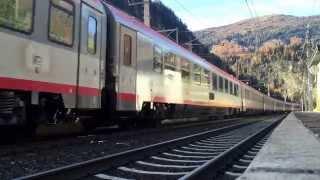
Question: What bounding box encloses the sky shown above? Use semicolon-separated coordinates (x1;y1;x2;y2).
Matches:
156;0;320;31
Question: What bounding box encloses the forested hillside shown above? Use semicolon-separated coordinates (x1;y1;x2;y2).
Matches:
196;15;320;102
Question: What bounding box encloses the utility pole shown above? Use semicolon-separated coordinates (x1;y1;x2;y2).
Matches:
304;24;314;111
143;0;150;27
314;43;320;111
128;0;150;27
129;0;182;44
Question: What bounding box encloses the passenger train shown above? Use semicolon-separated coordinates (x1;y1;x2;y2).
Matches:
0;0;300;132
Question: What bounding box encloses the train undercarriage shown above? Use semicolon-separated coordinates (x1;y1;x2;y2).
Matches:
0;90;68;135
0;89;282;138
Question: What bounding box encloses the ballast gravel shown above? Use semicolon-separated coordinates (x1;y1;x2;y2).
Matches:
0;116;275;180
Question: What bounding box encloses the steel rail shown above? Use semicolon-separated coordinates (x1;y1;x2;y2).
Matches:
179;116;282;180
14;116;284;180
14;121;259;180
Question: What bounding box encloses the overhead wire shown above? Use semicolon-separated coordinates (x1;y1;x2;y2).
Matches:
171;0;210;27
185;30;216;44
249;0;258;17
245;0;255;18
244;0;263;48
167;0;216;45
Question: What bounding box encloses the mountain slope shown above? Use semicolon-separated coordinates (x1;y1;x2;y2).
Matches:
195;15;320;48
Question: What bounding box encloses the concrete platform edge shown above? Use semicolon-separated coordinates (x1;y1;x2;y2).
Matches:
238;112;320;180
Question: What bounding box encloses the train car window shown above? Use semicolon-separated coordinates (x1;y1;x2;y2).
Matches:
181;58;190;70
164;53;176;71
123;34;132;66
224;79;229;93
234;84;238;96
232;84;235;95
219;76;224;92
87;16;97;54
49;0;74;46
229;81;233;94
0;0;34;33
202;69;210;86
153;46;163;73
193;64;201;84
212;73;218;91
181;59;191;81
163;52;169;69
163;51;170;63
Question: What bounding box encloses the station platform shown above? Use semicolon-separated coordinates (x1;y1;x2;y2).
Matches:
238;112;320;180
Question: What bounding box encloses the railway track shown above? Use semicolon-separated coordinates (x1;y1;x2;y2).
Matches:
216;134;270;180
2;115;260;150
0;117;248;148
14;116;283;180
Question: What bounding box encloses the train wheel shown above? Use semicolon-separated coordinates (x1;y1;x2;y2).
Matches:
22;93;68;136
15;95;36;137
139;102;166;128
139;102;150;128
151;103;165;128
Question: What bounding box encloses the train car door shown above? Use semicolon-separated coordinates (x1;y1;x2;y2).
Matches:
118;26;137;111
77;2;103;109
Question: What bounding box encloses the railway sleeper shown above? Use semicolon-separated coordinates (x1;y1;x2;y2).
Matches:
223;171;242;180
127;161;195;173
216;135;271;180
230;164;248;173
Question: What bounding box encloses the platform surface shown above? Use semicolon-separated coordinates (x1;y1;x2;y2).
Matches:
238;112;320;180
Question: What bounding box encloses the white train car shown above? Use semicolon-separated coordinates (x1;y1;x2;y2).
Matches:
0;0;106;130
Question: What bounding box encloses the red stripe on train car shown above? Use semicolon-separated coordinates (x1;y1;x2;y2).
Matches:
117;93;137;102
0;77;100;96
0;77;76;94
153;96;167;103
78;86;101;96
183;100;194;104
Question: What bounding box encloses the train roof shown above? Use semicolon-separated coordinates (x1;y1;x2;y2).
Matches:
82;0;105;13
102;2;298;106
